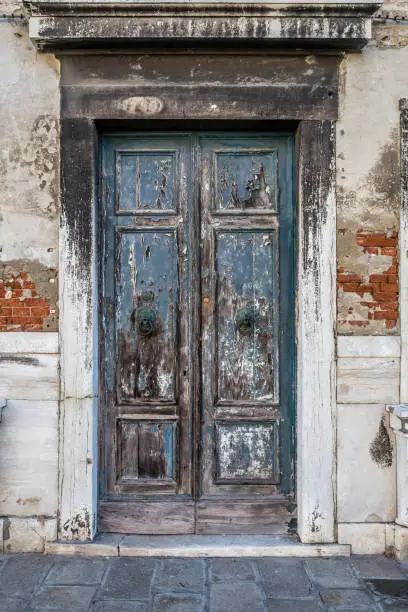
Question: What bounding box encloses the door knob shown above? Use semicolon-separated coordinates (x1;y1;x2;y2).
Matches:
235;303;255;336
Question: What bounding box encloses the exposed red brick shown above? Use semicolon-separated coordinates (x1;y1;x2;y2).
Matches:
12;307;30;316
374;311;399;320
338;230;399;331
338;273;361;283
365;247;379;255
30;307;50;317
370;274;389;283
380;284;399;295
0;271;51;331
382;247;397;257
342;283;360;293
349;320;370;327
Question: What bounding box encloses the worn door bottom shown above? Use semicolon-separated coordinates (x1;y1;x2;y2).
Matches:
99;499;294;535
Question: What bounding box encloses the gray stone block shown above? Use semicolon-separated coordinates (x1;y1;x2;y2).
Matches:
267;600;323;611
305;558;360;589
46;558;107;585
352;556;406;580
320;588;374;607
100;558;156;599
0;555;53;598
210;558;257;582
93;601;148;612
152;594;204;612
30;585;96;611
154;559;205;593
210;581;266;612
0;597;26;612
258;558;312;598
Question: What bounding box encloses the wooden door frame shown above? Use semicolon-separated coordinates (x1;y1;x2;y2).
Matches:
57;52;337;544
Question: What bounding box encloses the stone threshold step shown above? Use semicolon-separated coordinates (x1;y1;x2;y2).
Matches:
46;535;350;558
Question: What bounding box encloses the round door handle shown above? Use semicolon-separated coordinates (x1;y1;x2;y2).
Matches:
235;304;255;336
136;305;157;337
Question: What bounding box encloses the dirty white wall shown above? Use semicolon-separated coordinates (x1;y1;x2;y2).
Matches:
336;0;408;554
0;0;407;553
0;6;60;552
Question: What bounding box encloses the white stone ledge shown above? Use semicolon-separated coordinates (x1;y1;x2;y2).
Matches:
45;534;351;557
0;332;58;354
338;523;393;555
337;357;400;404
0;354;58;401
3;518;57;554
337;336;401;358
29;15;372;49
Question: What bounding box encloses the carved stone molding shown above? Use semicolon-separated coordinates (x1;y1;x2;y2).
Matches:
24;0;382;50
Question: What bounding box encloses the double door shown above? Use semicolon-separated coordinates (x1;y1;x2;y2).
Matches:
99;132;295;534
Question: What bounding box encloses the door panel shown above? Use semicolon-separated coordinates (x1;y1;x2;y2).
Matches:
99;132;295;534
116;229;178;404
215;230;279;404
199;135;294;532
100;135;193;532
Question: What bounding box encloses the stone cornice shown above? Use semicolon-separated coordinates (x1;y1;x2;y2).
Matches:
25;0;382;50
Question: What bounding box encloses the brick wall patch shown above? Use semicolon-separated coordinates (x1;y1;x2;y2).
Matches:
0;263;57;331
337;230;399;331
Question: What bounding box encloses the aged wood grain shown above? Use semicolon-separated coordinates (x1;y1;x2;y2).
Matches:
115;229;178;403
117;420;176;483
216;230;279;403
200;133;295;510
100;134;193;529
100;501;195;534
196;500;294;535
100;131;295;533
215;421;279;483
116;150;176;213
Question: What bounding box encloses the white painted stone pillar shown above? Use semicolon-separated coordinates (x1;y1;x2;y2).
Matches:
386;404;408;559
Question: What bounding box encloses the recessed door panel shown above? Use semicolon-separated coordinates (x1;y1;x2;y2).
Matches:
115;229;178;403
215;230;279;404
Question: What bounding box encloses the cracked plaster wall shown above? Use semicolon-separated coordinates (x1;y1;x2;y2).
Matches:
337;0;408;334
0;12;59;332
0;6;60;552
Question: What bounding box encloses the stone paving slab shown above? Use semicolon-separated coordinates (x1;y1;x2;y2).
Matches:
258;558;313;598
305;557;361;589
45;558;106;585
352;556;407;580
153;559;206;593
0;553;407;611
29;585;97;611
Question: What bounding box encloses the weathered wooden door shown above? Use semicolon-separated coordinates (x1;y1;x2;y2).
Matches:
99;132;295;535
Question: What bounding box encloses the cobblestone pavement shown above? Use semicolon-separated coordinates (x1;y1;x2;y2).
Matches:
0;554;408;611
